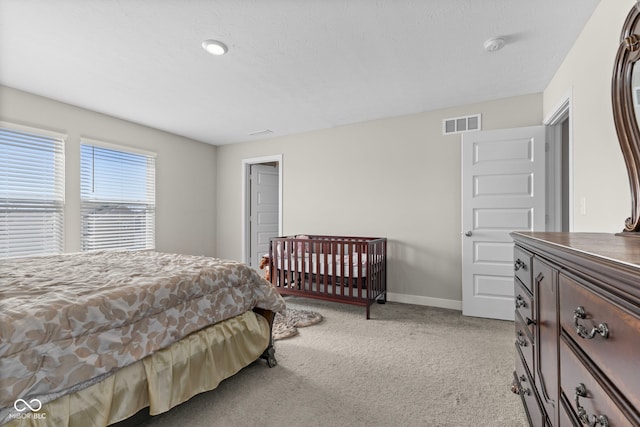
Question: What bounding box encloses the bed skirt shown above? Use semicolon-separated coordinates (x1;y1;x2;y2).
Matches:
3;311;270;427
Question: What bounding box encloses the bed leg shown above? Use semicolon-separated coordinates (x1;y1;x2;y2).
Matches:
253;307;278;368
262;345;278;368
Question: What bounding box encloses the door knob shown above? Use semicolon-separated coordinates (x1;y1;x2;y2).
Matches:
464;231;473;237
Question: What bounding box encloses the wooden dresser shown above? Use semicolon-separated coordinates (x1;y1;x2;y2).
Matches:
510;232;640;427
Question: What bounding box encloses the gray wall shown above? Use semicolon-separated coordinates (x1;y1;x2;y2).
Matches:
0;86;217;256
215;94;542;308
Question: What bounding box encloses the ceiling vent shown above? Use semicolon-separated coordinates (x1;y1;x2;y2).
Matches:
442;114;481;135
248;129;273;136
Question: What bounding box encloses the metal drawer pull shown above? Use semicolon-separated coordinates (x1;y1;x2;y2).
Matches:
513;380;531;396
514;259;526;271
516;331;527;347
515;295;526;308
573;306;609;339
519;386;531;396
511;382;531;396
575;383;609;427
511;374;530;396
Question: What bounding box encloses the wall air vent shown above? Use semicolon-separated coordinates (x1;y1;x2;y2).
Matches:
442;114;481;135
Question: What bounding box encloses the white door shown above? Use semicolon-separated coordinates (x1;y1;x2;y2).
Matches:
462;126;546;320
250;164;279;270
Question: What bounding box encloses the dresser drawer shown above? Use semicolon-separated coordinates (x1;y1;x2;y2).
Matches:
515;278;534;334
559;273;640;411
514;246;533;293
560;339;633;426
515;311;534;376
515;345;546;427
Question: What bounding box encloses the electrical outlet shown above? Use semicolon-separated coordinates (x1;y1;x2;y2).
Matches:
580;197;587;216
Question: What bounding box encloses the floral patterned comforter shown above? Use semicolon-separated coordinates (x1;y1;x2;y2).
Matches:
0;251;285;410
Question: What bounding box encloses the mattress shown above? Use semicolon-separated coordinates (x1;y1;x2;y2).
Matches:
0;250;285;421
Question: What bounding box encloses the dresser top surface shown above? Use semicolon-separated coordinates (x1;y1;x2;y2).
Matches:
511;232;640;270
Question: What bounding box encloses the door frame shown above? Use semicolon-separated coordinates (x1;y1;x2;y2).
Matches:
241;154;283;265
544;90;574;231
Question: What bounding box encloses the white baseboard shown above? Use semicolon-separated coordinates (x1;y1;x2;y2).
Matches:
386;292;462;311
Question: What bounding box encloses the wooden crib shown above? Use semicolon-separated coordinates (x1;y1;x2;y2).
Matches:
267;235;387;319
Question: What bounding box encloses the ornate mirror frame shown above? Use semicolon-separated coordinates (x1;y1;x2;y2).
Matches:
613;5;640;233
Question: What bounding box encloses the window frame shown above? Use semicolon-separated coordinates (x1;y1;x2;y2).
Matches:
0;121;66;259
79;138;156;252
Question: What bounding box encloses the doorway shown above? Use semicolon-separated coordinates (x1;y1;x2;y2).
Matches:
545;94;573;232
461;126;546;320
242;155;283;271
461;96;572;320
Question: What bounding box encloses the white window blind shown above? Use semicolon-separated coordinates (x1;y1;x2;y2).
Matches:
80;141;156;251
0;125;65;259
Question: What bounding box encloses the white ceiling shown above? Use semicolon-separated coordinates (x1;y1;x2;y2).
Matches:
0;0;600;146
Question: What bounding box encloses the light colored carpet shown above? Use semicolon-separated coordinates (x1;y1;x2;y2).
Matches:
141;297;528;427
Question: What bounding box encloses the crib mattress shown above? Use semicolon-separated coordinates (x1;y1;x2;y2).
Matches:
275;253;383;278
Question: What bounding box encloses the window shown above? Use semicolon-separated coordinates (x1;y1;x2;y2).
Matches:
0;123;65;259
80;140;155;251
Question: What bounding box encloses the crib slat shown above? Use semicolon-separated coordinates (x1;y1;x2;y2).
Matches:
313;242;319;294
357;243;362;300
331;241;337;297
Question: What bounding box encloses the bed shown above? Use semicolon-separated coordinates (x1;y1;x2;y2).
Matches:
267;235;386;319
0;250;285;426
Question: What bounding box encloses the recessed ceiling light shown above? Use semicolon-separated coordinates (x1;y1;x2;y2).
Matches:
202;39;228;56
483;37;505;52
